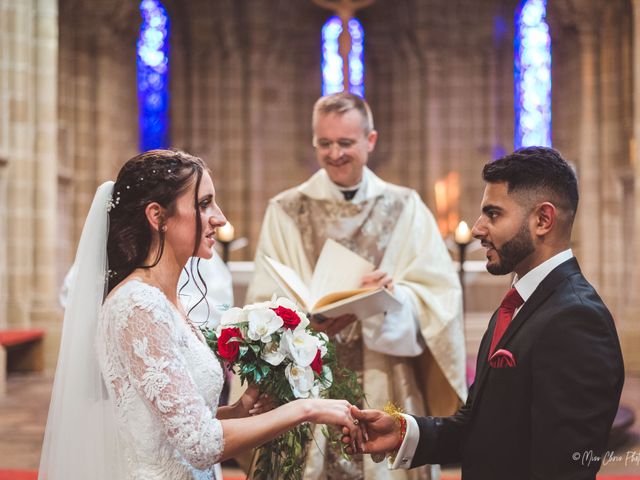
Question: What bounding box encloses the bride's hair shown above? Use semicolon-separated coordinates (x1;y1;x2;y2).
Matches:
106;149;207;293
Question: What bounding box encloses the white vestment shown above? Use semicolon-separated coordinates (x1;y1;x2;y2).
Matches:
247;168;467;480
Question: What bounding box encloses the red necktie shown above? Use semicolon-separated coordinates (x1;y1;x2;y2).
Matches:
488;287;524;356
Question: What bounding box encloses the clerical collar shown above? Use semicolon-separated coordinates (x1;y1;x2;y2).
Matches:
336;179;363;202
341;189;358;200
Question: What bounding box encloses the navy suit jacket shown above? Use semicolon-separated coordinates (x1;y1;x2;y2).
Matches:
411;258;624;479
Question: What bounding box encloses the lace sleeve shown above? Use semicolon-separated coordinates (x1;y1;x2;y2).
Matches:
114;298;224;469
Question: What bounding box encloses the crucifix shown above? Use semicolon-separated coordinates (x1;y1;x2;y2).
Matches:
313;0;375;92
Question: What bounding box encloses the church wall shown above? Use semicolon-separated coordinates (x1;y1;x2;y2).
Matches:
625;0;640;372
550;0;637;371
169;0;325;261
0;0;62;368
0;0;637;369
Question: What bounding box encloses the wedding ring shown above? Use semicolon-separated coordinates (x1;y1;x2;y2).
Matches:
353;418;359;426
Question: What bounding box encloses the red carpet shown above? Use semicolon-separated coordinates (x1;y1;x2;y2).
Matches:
0;329;44;347
0;473;251;480
1;470;638;480
0;472;37;480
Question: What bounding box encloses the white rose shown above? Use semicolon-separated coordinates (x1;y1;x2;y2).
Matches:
282;329;319;367
262;340;286;366
285;363;315;398
247;309;283;343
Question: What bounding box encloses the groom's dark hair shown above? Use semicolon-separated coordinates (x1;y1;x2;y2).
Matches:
482;146;579;231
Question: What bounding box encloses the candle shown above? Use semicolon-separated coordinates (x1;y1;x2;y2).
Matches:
454;221;472;245
217;222;235;242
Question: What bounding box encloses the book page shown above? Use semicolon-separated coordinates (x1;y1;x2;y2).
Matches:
263;256;312;310
312;287;375;309
309;239;374;304
312;287;402;319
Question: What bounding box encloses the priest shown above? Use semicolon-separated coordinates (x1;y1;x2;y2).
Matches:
246;92;467;480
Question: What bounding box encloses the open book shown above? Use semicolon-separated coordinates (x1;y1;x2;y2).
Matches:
263;239;401;319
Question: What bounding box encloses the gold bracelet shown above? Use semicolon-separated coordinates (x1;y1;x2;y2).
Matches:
381;402;406;463
383;401;405;423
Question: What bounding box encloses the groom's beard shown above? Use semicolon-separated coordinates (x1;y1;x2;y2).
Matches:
486;221;535;276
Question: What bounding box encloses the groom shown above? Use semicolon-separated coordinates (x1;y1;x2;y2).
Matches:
344;147;624;479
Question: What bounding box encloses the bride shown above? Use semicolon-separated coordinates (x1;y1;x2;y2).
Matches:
38;149;362;479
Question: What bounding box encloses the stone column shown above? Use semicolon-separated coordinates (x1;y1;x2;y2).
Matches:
5;0;37;329
30;0;61;349
0;1;9;328
573;15;603;288
0;156;7;329
0;0;61;367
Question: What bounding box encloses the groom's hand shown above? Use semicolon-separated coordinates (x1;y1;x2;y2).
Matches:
235;385;275;417
341;405;402;455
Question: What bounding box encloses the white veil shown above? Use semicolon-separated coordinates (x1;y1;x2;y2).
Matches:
39;181;124;479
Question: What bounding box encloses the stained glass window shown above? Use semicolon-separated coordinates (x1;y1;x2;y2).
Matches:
348;18;365;97
137;0;170;151
514;0;551;148
321;16;365;97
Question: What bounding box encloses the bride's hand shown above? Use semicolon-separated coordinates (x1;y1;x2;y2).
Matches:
302;399;364;451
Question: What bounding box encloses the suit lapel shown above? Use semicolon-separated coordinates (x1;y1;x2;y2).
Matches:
473;310;498;387
470;258;582;401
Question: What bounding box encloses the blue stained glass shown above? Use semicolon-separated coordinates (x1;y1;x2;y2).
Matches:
514;0;551;149
347;18;364;97
138;0;169;151
322;16;344;95
321;16;365;98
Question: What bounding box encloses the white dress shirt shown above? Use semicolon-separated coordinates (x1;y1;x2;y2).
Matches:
390;249;574;469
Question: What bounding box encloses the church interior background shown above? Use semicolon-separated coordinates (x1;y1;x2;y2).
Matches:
1;0;640;476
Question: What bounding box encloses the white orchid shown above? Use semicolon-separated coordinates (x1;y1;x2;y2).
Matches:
262;340;286;366
247;309;283;343
295;311;310;331
317;332;329;357
220;307;247;326
242;300;272;312
320;365;333;389
271;295;296;308
285;363;315;398
282;329;319;367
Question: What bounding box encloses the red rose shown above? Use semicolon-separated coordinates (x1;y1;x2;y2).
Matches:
217;327;243;362
310;349;323;375
272;306;301;330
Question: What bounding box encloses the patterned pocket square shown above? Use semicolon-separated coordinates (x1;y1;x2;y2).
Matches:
489;348;516;368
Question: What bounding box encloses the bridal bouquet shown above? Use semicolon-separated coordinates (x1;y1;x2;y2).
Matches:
202;296;363;480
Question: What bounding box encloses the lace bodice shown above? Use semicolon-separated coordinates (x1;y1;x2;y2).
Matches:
97;279;224;479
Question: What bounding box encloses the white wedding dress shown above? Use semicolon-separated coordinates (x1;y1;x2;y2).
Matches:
96;278;225;479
